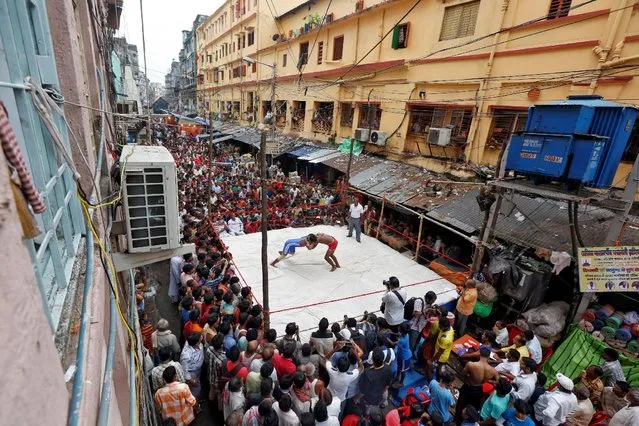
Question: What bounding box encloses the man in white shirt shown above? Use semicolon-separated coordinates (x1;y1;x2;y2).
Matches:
326;356;360;402
227;213;245;236
496;349;522;378
381;276;407;328
493;321;509;348
524;330;543;364
511;358;537;402
534;373;578;426
347;198;367;243
609;388;639;426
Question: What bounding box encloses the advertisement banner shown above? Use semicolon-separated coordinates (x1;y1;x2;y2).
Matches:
578;246;639;292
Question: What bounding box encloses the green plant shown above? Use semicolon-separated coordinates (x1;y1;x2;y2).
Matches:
305;13;323;27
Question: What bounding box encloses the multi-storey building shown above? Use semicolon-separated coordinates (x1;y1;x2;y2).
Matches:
164;59;181;110
197;0;639;182
113;37;142;113
179;14;209;114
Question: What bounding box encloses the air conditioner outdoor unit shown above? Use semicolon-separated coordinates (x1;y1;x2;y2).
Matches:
369;130;388;146
354;128;370;141
120;145;180;253
428;127;452;146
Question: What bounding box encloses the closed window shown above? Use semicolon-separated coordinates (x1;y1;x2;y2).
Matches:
317;41;324;64
252;62;256;73
391;23;410;49
283;53;287;67
439;0;480;41
333;36;344;60
548;0;572;19
487;109;528;147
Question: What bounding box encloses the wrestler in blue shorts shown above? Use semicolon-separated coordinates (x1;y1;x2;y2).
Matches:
270;236;310;267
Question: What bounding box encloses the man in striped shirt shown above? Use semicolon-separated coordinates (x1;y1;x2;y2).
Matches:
155;366;197;426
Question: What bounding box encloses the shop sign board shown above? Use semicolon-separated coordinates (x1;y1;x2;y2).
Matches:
578;246;639;292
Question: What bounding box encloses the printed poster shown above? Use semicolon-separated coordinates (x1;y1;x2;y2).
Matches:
578;246;639;292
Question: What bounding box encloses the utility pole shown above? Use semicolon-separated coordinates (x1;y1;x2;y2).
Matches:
207;112;214;214
261;62;277;330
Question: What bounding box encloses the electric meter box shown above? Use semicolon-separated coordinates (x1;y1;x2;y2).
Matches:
120;145;180;253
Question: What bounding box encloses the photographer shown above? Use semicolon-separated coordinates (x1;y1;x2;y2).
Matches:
380;276;407;332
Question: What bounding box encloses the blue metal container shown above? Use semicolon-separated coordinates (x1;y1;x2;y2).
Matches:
506;96;638;188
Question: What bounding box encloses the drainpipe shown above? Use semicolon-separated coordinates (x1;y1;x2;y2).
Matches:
97;207;117;426
588;0;629;94
128;269;138;426
68;224;94;425
464;0;510;164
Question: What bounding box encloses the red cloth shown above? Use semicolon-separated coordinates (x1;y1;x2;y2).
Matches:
272;353;296;378
0;102;46;213
341;415;361;426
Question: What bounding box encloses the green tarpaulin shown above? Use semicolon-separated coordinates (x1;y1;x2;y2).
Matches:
541;325;639;387
337;137;363;156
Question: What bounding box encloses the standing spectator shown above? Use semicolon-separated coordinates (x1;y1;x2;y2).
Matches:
227;212;245;236
455;279;478;336
566;386;595;426
309;318;335;357
273;345;297;378
357;348;393;411
427;318;454;380
363;201;376;235
380;276;407;330
155;366;197;426
523;330;542;365
454;347;499;424
223;377;246;422
510;358;537;402
226;345;249;382
207;334;227;410
326;344;361;403
579;365;604;405
534;373;578;426
152;318;181;358
276;322;302;357
152;347;186;393
180;332;205;398
273;393;300;426
409;291;437;353
500;399;535;426
169;254;190;303
290;372;313;416
347;197;367;243
528;373;547;411
428;367;455;424
601;348;626;386
601;381;630;418
609;388;639;426
480;378;513;425
396;324;413;384
313;400;339;426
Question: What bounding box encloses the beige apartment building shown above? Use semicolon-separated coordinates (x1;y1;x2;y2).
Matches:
196;0;639;180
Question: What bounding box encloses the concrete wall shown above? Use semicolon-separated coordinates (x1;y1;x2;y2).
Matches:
197;0;639;184
0;146;69;426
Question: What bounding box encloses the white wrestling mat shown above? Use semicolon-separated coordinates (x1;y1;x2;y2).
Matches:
222;225;459;339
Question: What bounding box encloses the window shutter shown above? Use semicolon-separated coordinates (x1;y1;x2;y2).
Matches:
391;25;400;49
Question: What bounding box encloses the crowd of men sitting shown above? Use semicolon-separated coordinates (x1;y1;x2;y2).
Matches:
142;131;638;426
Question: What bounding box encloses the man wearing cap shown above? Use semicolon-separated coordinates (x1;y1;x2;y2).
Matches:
534;373;578;426
511;358;538;402
609;388;639;426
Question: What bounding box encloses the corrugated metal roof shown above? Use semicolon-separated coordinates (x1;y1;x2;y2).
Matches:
309;151;345;164
299;148;336;161
426;188;639;251
289;146;320;157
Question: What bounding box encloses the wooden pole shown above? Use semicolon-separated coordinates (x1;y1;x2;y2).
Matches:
207;112;214;213
376;194;386;239
260;130;270;330
415;215;424;261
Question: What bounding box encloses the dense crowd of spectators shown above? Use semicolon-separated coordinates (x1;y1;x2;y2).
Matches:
141;130;638;426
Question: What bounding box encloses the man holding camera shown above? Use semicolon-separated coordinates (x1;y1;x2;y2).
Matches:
380;276;407;332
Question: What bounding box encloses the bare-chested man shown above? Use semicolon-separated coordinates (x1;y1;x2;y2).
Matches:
308;233;340;271
454;346;499;424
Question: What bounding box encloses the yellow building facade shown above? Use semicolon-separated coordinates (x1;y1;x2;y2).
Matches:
197;0;639;180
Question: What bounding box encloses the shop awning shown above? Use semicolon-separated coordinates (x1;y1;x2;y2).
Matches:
309;151;345;164
299;148;337;161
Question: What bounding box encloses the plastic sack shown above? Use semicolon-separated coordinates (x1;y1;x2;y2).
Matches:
521;301;570;338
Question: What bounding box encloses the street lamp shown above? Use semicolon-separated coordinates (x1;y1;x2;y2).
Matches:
243;55;277;330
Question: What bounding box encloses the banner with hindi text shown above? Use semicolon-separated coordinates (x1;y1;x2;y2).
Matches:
578;246;639;292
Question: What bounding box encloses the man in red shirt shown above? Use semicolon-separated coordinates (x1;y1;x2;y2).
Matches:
225;346;248;381
272;345;297;379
